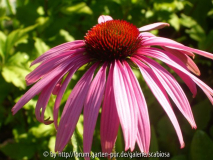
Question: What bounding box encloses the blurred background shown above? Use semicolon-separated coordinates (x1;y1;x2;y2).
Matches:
0;0;213;159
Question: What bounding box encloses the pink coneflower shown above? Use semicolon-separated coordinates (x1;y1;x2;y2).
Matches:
12;15;213;157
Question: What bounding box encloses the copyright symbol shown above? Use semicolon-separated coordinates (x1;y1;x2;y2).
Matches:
43;151;49;157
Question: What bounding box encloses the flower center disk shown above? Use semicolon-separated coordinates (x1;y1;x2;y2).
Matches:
84;20;142;61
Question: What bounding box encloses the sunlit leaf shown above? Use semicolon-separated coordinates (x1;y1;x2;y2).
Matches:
29;124;54;138
169;13;180;31
34;37;50;56
1;52;31;89
0;31;6;60
4;24;37;55
48;136;56;152
61;2;93;15
60;29;75;42
180;14;197;28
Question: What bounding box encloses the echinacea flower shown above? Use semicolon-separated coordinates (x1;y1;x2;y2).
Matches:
12;15;213;158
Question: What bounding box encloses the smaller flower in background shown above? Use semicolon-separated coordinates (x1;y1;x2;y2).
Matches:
12;15;213;159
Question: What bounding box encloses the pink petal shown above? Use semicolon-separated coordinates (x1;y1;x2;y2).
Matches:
35;57;88;124
139;48;213;104
55;63;98;152
53;72;73;129
138;22;170;32
123;61;150;153
100;63;119;155
98;15;113;24
113;60;138;151
171;67;197;97
12;59;74;115
31;40;85;66
118;61;139;151
138;56;196;128
137;48;197;97
52;78;62;95
83;64;107;159
163;47;200;75
142;37;213;60
140;32;156;38
132;57;185;148
26;49;86;85
53;59;88;129
35;79;56;124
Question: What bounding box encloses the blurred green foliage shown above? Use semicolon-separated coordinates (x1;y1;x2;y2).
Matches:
0;0;213;159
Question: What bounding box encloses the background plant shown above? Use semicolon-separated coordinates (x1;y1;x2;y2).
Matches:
0;0;213;159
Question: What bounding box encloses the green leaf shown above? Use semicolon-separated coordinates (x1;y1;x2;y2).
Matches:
157;116;180;154
190;130;213;160
207;9;213;16
48;136;56;152
60;29;75;42
70;115;84;160
169;14;180;31
186;25;205;42
180;14;197;28
199;30;213;51
192;100;211;130
149;126;159;160
4;24;37;55
1;52;31;89
34;37;50;56
76;115;84;141
0;31;6;60
29;124;54;138
61;2;93;15
0;140;36;159
5;0;15;15
71;131;84;160
171;155;187;160
2;65;29;89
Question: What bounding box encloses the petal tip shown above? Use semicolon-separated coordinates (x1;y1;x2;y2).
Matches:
98;15;113;24
180;142;185;149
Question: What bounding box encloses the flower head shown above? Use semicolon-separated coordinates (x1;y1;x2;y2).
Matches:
12;15;213;158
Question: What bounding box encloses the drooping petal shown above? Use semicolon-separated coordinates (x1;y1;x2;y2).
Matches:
53;59;88;129
137;48;197;97
163;47;200;75
142;37;213;60
123;61;150;153
117;61;138;151
100;63;119;155
53;72;73;129
98;15;113;24
83;64;107;159
55;63;98;152
31;40;85;66
139;22;170;32
35;78;57;124
26;49;85;85
132;57;185;148
137;55;196;128
139;48;213;104
113;60;138;151
52;78;62;95
35;57;88;124
171;67;197;97
12;59;74;115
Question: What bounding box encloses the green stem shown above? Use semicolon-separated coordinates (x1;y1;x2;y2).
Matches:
6;0;14;15
112;144;116;160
